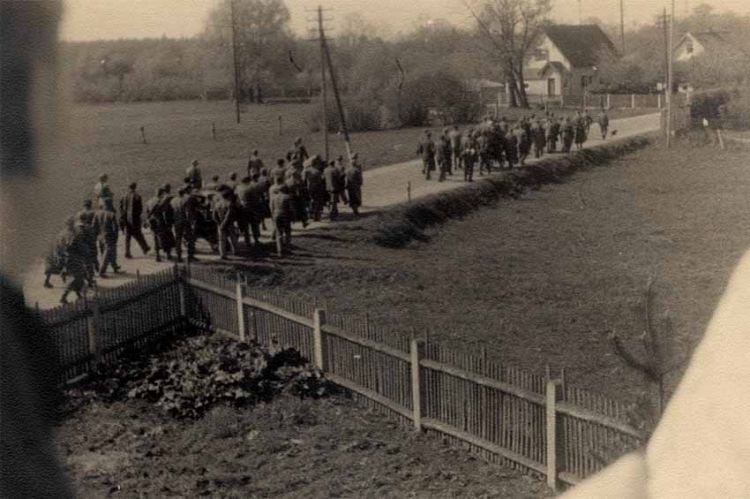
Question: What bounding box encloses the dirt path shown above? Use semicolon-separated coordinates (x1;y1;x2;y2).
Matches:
24;113;660;309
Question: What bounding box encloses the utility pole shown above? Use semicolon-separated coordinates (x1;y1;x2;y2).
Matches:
316;6;330;161
666;0;675;148
620;0;626;54
230;0;241;124
320;11;352;163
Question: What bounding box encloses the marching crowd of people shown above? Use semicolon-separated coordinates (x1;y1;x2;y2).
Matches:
44;137;364;303
416;109;610;182
44;109;611;304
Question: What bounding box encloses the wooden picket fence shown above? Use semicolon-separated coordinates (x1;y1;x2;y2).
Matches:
182;266;646;490
39;264;645;490
41;267;186;384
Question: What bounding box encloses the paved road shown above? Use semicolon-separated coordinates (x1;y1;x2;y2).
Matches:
24;113;661;309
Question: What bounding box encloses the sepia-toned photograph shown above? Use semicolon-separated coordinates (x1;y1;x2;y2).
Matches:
2;0;750;497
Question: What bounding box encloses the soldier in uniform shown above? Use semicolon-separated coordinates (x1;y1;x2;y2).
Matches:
145;188;172;262
76;199;99;279
303;158;326;221
186;159;203;189
416;130;436;180
60;218;91;304
213;188;239;259
562;117;575;153
462;129;477;182
516;124;531;166
324;160;343;220
247;149;264;178
269;178;293;256
547;117;561;153
532;121;546;159
170;187;196;262
119;182;150;259
449;125;462;172
43;217;75;289
345;153;364;216
598;109;610;140
436;131;451;181
93;173;113;209
94;197;121;277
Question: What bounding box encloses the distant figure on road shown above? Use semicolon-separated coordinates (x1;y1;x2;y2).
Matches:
516;125;530;166
186;159;203;190
532;120;546;159
213;189;238;260
449;125;462;172
293;137;309;165
43;217;74;289
417;130;436;180
247;149;264;178
575;113;588;150
93;173;113;209
145;188;173;262
462;129;477;182
324;160;344;220
436;131;451;181
345;153;364;216
120;182;150;259
562;118;575;153
547;118;561;153
303;158;326;222
76;199;99;279
598;109;610;140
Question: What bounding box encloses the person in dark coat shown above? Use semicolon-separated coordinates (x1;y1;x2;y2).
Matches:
598;109;610;140
516;125;531;166
562;117;575;153
94;197;121;277
240;173;267;246
324;160;343;220
532;121;546;159
145;188;173;262
269;179;293;256
303;159;326;222
186;159;203;189
345;153;364;216
170;187;197;262
247;149;264;178
60;219;90;304
575;113;587;150
43;217;75;289
120;182;150;259
416;131;436;180
75;199;99;279
213;189;239;259
548;118;561;153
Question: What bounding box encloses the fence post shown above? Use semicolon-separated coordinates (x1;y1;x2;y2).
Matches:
410;337;424;431
313;308;326;370
176;265;186;319
235;276;246;342
631;94;636;109
87;295;102;366
546;379;564;492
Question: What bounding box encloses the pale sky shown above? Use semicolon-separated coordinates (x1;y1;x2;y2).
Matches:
59;0;750;42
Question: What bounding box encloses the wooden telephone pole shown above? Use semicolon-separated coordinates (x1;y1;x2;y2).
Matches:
620;0;626;54
230;0;241;124
666;0;675;148
317;6;330;160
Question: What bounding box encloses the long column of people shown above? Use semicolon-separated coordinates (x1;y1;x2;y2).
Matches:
45;109;609;304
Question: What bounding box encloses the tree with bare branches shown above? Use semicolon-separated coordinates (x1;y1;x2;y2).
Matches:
464;0;552;108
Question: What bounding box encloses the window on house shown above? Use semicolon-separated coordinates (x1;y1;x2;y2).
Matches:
686;41;694;54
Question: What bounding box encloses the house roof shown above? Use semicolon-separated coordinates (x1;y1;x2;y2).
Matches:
544;24;617;68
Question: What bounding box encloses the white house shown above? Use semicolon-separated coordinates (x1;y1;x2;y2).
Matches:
522;24;618;98
674;31;727;62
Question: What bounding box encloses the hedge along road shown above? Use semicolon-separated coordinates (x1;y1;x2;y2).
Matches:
23;112;661;310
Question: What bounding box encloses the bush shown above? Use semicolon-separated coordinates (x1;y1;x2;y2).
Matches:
723;88;750;130
307;92;385;133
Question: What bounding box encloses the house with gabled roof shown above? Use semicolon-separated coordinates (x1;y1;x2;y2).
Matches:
523;24;618;98
674;31;728;62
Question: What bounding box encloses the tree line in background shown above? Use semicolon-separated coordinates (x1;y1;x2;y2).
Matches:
62;0;750;131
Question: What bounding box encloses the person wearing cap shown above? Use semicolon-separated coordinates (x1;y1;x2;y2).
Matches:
93;197;121;277
247;149;264;178
344;153;364;216
119;182;150;259
186;159;203;189
93;173;113;209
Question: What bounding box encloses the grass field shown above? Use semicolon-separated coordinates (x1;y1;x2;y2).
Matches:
54;100;655;224
200;140;750;408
